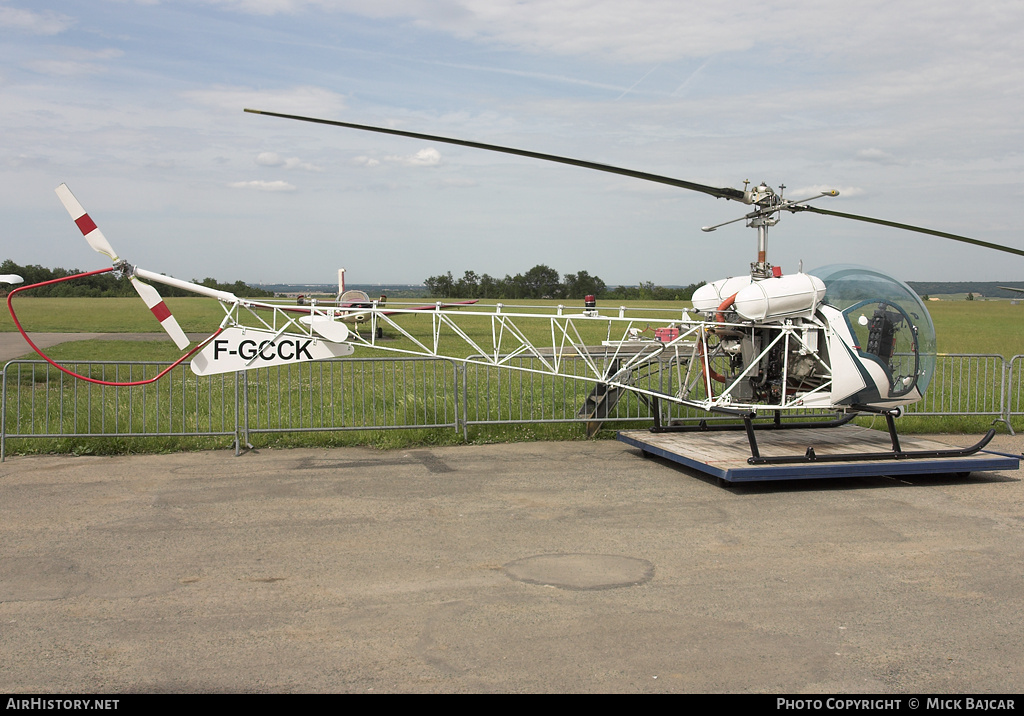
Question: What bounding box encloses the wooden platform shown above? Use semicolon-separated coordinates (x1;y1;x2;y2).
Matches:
617;425;1020;483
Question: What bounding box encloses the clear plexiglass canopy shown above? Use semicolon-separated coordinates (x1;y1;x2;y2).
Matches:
811;264;936;398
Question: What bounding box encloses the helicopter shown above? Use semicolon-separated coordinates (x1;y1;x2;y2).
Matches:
9;109;1023;463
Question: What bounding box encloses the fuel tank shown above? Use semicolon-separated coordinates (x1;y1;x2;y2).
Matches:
732;273;826;322
691;276;754;312
692;273;825;322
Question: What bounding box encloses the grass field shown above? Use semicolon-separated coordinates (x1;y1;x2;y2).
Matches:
2;295;1022;455
5;295;1023;356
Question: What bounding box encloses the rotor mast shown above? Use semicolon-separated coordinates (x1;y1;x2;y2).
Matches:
703;180;786;279
746;181;782;279
702;182;841;279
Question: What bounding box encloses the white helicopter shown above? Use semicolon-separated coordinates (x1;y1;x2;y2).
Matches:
9;109;1023;463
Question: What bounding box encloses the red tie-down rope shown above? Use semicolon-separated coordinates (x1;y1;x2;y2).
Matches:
6;268;221;386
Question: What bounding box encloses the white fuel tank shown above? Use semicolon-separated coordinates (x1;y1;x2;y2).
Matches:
732;273;826;322
691;275;754;313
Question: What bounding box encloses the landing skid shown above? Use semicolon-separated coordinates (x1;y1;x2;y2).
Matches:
648;400;997;466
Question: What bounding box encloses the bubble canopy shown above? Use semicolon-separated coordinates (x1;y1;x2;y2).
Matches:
811;264;937;398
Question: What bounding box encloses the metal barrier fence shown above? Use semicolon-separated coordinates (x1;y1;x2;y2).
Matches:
238;358;461;446
905;354;1008;418
1008;355;1024;419
3;353;1022;459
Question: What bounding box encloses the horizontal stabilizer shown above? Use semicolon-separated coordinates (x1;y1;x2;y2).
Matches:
299;315;351;343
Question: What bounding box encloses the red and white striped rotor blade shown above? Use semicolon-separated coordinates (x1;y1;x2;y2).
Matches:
54;184;120;262
130;277;191;350
54;184;189;350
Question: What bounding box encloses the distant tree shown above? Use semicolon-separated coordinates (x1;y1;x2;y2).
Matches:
0;259;272;298
194;277;274;298
603;280;705;301
424;271;455;298
455;270;480;298
502;273;528;299
422;266;702;301
563;270;606;299
478;273;500;298
522;264;562;299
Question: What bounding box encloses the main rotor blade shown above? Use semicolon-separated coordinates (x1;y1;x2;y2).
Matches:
244;108;747;203
793;205;1024;258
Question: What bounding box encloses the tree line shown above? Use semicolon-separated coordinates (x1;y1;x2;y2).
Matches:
0;259;274;298
424;264;704;301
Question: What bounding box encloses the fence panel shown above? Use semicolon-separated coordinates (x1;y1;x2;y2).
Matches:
240;357;460;439
4;353;1022;460
461;354;673;428
1;360;238;459
904;354;1006;418
1007;355;1024;418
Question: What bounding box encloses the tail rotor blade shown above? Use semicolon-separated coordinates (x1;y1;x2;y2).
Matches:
130;277;190;350
55;184;120;262
54;183;189;350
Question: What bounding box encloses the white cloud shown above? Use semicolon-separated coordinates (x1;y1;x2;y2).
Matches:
348;148;441;168
196;1;772;60
255;151;322;171
0;5;74;35
856;149;899;165
189;1;1024;66
196;0;308;14
385;147;441;167
21;47;124;77
438;177;478;188
22;60;105;77
183;85;347;116
228;180;297;191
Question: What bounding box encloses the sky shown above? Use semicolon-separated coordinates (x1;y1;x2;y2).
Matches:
1;0;1022;287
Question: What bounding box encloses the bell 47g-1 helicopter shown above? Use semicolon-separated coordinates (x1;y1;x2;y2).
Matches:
8;108;1023;464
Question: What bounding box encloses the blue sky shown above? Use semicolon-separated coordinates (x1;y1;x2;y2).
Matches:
2;1;1022;286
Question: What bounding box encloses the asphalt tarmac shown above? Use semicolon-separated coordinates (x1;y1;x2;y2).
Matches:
1;435;1022;693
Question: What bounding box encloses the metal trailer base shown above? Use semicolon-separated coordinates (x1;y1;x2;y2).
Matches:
616;425;1020;483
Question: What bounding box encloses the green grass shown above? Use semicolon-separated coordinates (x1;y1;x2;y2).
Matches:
7;296;1022;356
926;300;1024;358
2;296;231;334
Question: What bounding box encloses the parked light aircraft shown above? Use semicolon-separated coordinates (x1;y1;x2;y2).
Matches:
8;109;1024;462
294;268;478;338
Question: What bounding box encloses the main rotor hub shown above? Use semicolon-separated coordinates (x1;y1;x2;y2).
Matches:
745;181;780;208
112;259;134;281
